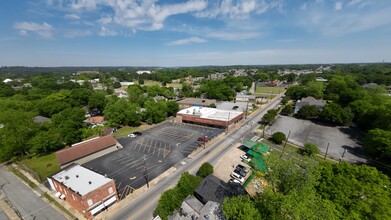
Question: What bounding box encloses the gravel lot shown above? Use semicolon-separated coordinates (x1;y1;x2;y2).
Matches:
213;144;250;182
266;115;367;163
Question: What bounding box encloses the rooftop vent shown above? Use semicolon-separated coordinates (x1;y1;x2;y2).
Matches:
88;181;92;185
65;176;69;180
76;175;79;178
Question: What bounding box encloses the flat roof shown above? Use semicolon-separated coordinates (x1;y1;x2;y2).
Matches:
177;106;243;122
51;164;112;196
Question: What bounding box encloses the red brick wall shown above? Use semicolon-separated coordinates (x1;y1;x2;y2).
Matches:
51;179;118;219
177;112;244;127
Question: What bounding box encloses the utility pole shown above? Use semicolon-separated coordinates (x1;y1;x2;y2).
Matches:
324;143;329;160
244;97;249;119
226;112;231;134
339;148;347;163
280;130;291;158
143;155;149;188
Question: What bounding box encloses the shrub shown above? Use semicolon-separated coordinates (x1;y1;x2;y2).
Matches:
270;132;286;144
300;143;320;157
197;162;214;178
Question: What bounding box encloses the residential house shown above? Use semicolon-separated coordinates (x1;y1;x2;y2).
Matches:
169;196;222;220
294;96;327;114
47;164;118;219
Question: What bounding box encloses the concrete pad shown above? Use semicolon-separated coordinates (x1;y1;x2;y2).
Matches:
214;145;247;182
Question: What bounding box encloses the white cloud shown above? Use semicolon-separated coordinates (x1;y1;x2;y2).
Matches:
97;16;112;25
167;37;207;46
207;31;261;41
65;13;80;19
14;21;53;38
335;2;343;10
99;26;117;36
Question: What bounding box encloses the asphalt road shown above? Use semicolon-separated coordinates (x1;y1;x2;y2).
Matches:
108;95;283;220
0;167;67;220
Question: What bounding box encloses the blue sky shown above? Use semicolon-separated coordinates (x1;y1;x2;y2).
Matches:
0;0;390;67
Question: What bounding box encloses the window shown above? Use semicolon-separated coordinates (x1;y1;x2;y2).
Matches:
87;199;93;206
108;187;113;194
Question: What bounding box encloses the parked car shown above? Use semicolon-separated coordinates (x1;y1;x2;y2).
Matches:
230;172;245;183
198;137;208;142
228;178;241;184
128;133;137;138
240;154;251;162
236;164;249;173
133;131;142;136
234;168;247;177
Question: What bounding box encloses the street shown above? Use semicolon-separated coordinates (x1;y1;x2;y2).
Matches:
108;94;283;220
0;167;67;220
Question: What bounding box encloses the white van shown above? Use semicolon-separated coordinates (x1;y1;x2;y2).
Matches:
230;172;244;183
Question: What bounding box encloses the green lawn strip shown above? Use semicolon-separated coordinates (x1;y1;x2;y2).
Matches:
114;124;149;138
255;86;282;94
20;153;60;182
10;167;38;189
42;193;77;220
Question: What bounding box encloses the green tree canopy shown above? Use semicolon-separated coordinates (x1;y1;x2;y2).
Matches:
197;162;214;178
223;196;261;220
363;129;391;160
270;132;286;145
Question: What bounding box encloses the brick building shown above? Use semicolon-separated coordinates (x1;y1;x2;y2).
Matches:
176;106;244;128
55;135;121;168
48;164;118;219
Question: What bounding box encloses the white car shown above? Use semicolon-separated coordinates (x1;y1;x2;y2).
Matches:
230;172;245;183
240;154;251;162
128;133;137;138
229;178;241;184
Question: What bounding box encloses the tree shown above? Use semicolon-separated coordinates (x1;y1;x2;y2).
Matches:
177;172;202;196
296;105;320;119
0;82;15;97
262;109;278;125
88;91;107;112
52;107;85;145
139;79;145;85
197;162;213;178
104;99;141;127
29;129;64;155
363;129;391;160
319;103;352;125
180;82;193;97
280;104;293;116
165;101;179;117
143;100;167;124
113;81;121;88
316;162;391;219
223;196;261;220
300;143;320;157
270;132;286;144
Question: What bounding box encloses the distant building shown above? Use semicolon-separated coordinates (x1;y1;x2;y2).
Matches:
55;136;121;168
137;70;151;75
177;98;217;109
2;78;13;83
294;96;327;114
362;83;378;89
120;82;134;87
235;94;256;103
176;106;244;128
47;164;118;219
315;77;328;82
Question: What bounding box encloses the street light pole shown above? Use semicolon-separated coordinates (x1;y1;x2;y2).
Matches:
143;155;150;188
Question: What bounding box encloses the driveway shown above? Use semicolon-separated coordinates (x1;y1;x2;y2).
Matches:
266;115;367;163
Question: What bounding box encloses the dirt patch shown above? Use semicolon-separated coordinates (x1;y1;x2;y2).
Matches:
245;175;269;197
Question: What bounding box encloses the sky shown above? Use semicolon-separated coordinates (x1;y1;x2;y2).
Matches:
0;0;391;67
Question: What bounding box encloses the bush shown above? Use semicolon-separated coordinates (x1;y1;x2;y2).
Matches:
281;104;294;116
197;162;214;178
300;143;320;157
270;132;286;144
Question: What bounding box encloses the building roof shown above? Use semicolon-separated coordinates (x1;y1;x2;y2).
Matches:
87;116;105;123
34;116;51;123
51;164;112;196
296;96;326;108
194;175;247;204
177;106;243;122
55;135;117;165
177;98;216;106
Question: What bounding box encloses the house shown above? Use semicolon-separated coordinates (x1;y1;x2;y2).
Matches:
294;96;327;114
86;116;105;125
235;94;256;103
47;164;118;219
3;78;13;83
177;98;217;109
194;175;247;205
169;196;222;220
315;77;328;82
55;136;121;168
120;82;134;87
34;116;51;123
137;70;151;75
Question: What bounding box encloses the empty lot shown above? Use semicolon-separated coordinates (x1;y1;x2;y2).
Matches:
83;122;223;198
266;115;366;163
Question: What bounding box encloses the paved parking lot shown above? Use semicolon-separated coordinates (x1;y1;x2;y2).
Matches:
213;145;250;182
83;122;223;198
266;115;366;163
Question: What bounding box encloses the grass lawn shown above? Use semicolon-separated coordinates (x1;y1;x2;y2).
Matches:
166;82;182;89
255;86;283;94
114;124;150;138
134;80;161;86
20;153;60;182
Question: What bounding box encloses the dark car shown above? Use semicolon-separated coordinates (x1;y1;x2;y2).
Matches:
234;168;247;177
133;131;142;136
236;164;249;173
